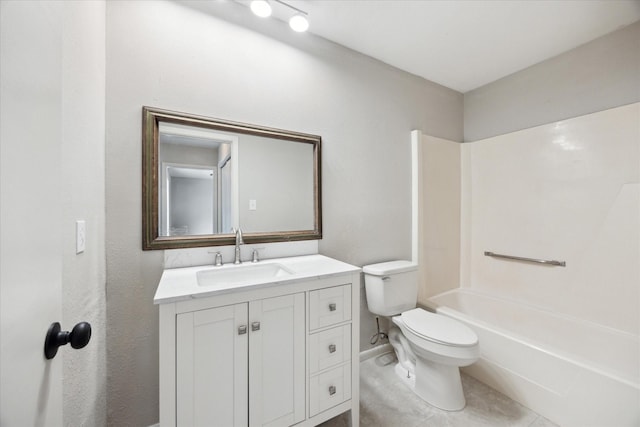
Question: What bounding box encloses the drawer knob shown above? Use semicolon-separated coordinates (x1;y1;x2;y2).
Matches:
328;344;337;353
238;325;247;335
251;321;261;331
328;303;337;312
328;385;336;396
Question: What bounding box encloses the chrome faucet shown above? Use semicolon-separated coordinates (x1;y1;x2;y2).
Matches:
233;227;244;264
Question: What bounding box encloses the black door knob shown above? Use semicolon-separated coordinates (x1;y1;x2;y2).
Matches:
44;321;92;359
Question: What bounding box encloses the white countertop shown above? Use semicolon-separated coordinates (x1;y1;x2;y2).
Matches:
154;254;361;304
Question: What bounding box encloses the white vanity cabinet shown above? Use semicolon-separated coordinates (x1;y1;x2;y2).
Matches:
155;255;361;427
175;293;305;427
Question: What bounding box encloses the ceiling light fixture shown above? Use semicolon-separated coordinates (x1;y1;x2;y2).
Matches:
250;0;309;33
250;0;272;18
288;13;309;32
273;0;309;32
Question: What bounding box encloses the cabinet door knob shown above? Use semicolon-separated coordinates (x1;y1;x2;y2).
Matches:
238;325;247;335
251;321;261;331
328;303;337;312
328;344;337;353
328;385;336;396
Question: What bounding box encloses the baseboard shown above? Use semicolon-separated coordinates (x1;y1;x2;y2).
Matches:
359;343;392;362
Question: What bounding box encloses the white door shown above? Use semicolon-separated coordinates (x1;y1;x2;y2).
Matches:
249;293;305;427
176;304;249;427
0;1;64;425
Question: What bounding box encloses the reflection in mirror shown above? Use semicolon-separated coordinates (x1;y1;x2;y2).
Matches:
238;134;315;233
162;165;216;236
143;107;321;250
158;122;234;236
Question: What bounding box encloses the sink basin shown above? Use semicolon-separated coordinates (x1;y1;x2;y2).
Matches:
197;263;294;287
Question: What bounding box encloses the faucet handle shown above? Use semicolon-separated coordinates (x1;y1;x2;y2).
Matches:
208;250;224;266
252;249;259;263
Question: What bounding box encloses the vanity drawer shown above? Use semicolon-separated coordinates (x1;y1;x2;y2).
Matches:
309;364;351;417
309;325;351;374
309;285;352;330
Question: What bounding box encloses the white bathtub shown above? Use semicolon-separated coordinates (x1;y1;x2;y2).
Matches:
426;289;640;427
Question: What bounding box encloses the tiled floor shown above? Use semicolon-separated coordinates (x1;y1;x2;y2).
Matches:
320;352;559;427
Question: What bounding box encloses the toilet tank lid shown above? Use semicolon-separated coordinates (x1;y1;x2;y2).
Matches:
362;260;417;276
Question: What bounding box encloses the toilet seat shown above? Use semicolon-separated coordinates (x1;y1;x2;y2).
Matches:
401;308;478;347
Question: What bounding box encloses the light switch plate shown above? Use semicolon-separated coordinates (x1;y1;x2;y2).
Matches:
249;199;257;210
76;220;86;254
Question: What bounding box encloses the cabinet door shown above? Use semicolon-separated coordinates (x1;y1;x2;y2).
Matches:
249;293;305;427
176;303;248;427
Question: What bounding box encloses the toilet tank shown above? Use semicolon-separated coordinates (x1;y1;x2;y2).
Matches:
362;260;418;316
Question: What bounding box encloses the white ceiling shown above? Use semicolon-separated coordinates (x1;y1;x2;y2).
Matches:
276;0;640;93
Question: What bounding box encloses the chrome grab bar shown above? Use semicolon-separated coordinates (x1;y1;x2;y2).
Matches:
484;251;566;267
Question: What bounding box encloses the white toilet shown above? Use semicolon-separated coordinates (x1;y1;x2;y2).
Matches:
363;260;479;411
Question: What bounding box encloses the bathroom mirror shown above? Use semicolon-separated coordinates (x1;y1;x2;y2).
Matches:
142;106;322;250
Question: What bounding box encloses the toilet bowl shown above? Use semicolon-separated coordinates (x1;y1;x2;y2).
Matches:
393;308;479;410
363;260;479;411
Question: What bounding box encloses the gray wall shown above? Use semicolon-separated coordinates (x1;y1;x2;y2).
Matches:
464;21;640;141
61;3;107;425
105;1;462;425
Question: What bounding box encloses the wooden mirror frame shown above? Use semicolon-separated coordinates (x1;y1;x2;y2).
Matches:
142;106;322;250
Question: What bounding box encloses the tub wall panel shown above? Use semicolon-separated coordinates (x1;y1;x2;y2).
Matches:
461;103;640;335
418;135;461;304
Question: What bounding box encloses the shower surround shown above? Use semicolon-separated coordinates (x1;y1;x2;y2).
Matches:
420;103;639;426
460;102;639;335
